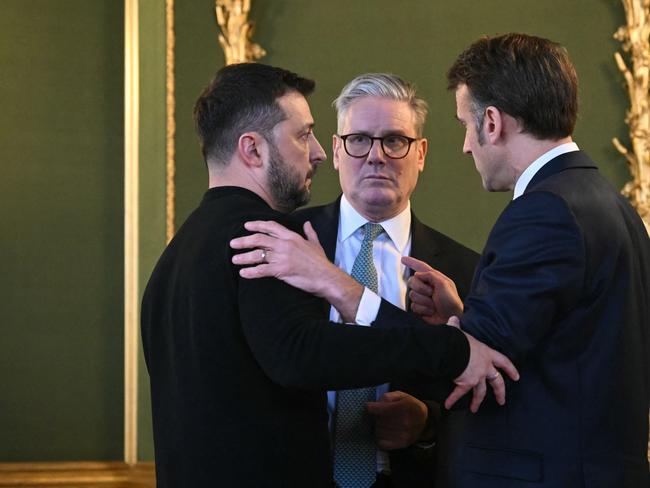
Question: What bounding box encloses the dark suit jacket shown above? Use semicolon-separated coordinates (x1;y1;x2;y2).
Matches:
437;151;650;487
141;187;471;488
296;199;479;487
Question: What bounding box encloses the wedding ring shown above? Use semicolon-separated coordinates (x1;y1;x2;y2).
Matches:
260;249;267;262
487;371;500;382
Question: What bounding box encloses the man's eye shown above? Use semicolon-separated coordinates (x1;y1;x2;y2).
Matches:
384;136;405;147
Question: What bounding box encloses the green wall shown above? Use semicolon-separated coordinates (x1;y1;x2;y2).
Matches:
173;0;629;252
137;0;167;461
1;1;124;460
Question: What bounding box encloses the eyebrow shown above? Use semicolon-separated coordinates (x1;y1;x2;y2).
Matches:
345;129;411;136
300;122;315;132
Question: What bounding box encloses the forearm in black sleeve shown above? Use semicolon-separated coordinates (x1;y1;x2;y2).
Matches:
238;274;469;395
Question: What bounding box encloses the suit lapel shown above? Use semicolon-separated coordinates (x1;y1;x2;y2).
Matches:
308;197;341;263
409;212;440;274
405;213;441;310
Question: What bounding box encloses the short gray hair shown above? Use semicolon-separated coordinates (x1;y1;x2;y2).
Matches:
333;73;429;136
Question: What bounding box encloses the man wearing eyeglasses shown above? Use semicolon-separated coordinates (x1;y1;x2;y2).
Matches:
295;73;479;488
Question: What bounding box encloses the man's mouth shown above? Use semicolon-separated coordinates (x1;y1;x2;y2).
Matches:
364;174;391;181
306;165;318;180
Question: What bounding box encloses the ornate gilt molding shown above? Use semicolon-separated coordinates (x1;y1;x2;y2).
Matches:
215;0;265;65
123;0;140;466
0;462;154;486
613;0;650;234
166;0;176;242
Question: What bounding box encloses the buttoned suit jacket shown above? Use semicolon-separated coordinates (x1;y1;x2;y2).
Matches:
436;151;650;487
296;198;479;487
141;187;472;488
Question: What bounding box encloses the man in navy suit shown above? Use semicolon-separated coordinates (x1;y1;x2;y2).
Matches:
403;33;650;486
295;73;478;487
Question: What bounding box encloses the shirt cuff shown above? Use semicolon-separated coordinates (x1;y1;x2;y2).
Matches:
354;288;381;326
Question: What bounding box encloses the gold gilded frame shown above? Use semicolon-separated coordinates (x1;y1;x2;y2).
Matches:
166;0;176;243
124;0;176;466
124;0;139;466
613;0;650;234
124;0;177;463
0;462;154;487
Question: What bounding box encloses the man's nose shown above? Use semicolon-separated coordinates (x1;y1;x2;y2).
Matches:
463;133;472;154
310;134;327;165
366;138;386;164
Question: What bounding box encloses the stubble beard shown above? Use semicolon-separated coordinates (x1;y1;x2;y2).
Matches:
267;142;314;213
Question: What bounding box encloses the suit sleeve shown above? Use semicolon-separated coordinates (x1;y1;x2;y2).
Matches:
461;191;585;361
232;223;470;393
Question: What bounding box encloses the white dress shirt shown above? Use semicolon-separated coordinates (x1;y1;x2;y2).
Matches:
512;142;579;199
329;194;413;474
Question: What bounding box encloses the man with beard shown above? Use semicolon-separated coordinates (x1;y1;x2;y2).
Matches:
141;63;517;488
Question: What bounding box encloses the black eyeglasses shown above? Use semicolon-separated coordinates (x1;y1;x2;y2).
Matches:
337;133;418;159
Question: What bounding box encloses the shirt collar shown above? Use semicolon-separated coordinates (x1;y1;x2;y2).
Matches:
513;142;579;199
339;195;411;253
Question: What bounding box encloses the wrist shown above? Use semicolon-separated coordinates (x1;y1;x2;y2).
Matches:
417;401;440;443
319;266;363;322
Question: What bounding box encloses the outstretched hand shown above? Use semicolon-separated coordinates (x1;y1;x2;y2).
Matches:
230;220;329;293
402;256;464;324
445;316;520;412
230;220;363;322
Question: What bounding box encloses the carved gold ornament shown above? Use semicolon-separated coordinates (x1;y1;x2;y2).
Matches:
215;0;266;65
613;0;650;234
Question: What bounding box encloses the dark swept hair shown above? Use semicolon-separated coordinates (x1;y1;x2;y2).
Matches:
447;33;578;140
193;63;315;164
